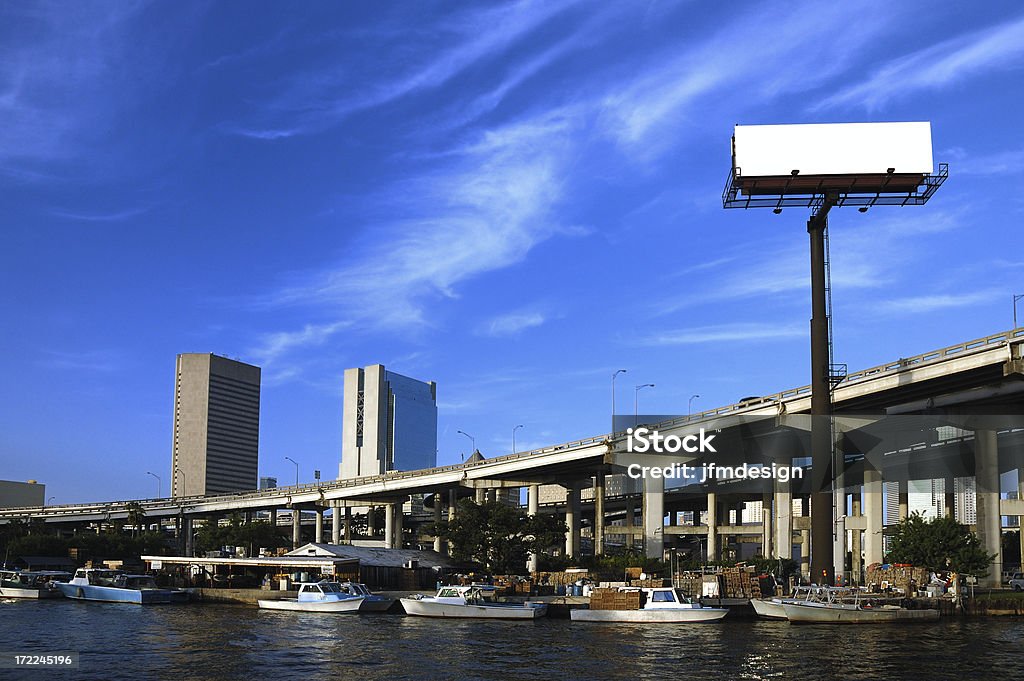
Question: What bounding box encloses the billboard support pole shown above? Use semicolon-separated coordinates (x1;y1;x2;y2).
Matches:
808;195;836;586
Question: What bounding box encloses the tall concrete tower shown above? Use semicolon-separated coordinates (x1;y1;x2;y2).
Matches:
171;353;260;496
339;365;437;479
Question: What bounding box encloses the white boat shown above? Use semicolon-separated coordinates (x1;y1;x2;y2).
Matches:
401;585;548;619
56;568;187;604
337;582;394;612
750;585;826;620
258;581;365;613
570;587;728;623
782;589;940;624
0;570;72;599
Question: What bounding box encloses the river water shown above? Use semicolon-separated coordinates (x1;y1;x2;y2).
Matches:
1;600;1022;680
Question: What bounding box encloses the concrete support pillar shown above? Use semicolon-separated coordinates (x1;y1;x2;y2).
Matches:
433;497;443;553
367;505;376;535
394;503;404;549
269;509;277;528
449;490;458;521
975;429;1002;587
183;516;194;557
485;489;496;504
475;488;485;504
762;491;773;560
643;474;664;560
315;507;324;544
864;468;884;568
528;485;540;572
344;507;352;544
706;492;718;563
174;515;180;539
594;473;606;557
292;509;301;548
565;484;580;558
834;489;847;584
331;502;341;544
1019;468;1024;571
851;494;862;585
774;478;792;562
384;504;395;549
799;529;810;580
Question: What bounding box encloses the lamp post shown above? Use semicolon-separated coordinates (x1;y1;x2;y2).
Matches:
688;394;700;417
47;496;55;506
1014;294;1023;329
284;456;299;486
146;471;161;498
634;383;655;427
457;430;475;460
612;369;627;434
512;424;523;454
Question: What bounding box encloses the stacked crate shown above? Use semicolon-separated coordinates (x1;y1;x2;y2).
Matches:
589;588;645;611
720;566;758;598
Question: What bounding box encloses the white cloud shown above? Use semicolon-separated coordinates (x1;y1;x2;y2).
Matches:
818;15;1024;111
634;322;804;346
875;291;1000;315
478;311;546;337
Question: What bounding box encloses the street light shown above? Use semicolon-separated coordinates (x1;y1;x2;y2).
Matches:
612;369;627;433
512;424;524;454
284;456;299;486
47;496;55;506
146;471;161;498
634;383;655;426
457;430;475;460
1014;294;1023;329
688;394;700;417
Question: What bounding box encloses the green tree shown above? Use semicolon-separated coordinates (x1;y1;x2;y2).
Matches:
433;500;567;575
125;502;147;538
885;513;993;576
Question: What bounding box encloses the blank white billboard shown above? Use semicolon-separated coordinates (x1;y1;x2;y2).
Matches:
733;122;933;178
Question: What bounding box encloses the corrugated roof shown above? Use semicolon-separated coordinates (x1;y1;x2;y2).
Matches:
285;543;461;569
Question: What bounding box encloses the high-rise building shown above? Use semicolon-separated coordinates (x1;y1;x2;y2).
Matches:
259;476;277;491
339;365;437;479
171;353;260;496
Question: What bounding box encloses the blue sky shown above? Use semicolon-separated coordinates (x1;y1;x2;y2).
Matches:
1;1;1022;504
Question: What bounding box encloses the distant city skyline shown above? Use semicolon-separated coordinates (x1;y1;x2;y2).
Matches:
2;2;1023;503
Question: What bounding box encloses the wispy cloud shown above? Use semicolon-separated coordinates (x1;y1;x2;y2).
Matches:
37;349;123;372
818;15;1024;110
953;148;1024;176
0;3;154;176
598;1;900;158
250;109;582;363
875;290;1000;315
228;0;585;139
477;310;547;337
249;321;351;366
50;206;152;222
634;322;804;347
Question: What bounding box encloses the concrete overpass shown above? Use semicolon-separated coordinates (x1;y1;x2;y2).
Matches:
3;327;1023;584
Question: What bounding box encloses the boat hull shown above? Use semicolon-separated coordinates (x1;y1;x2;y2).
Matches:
359;596;395;612
783;603;940;624
570;607;728;623
0;586;64;599
400;598;547;619
750;598;790;620
258;597;364;613
56;582;183;604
